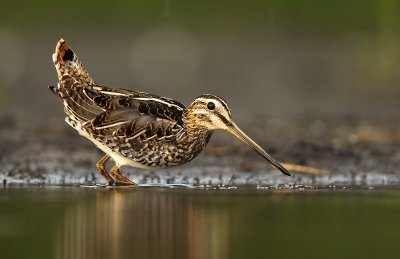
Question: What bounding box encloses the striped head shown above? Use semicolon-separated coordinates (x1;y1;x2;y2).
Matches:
185;94;232;130
184;94;291;176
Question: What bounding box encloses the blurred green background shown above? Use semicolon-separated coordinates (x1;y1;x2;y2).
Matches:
1;2;400;259
0;0;400;126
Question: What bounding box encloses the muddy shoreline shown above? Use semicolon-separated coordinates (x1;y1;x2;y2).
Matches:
2;114;400;188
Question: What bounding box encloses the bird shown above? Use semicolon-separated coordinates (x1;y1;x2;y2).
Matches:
49;38;316;186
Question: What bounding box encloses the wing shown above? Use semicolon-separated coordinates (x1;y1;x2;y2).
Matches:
83;108;186;150
77;78;187;144
86;85;185;124
51;75;105;123
50;75;185;129
53;74;186;124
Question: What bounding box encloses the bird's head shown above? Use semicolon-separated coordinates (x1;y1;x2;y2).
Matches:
184;94;291;176
185;94;232;130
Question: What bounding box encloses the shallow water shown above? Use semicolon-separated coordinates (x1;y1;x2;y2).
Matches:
0;186;399;259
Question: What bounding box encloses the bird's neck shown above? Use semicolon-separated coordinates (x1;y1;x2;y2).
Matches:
181;113;213;150
183;122;212;143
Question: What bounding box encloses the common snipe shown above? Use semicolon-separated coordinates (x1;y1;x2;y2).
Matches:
50;38;299;186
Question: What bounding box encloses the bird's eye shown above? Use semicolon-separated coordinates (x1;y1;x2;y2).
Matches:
207;102;215;110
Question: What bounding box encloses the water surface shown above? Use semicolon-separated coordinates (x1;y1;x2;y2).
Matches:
0;186;399;259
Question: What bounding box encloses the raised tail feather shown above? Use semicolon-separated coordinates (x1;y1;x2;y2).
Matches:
52;38;95;86
51;39;103;125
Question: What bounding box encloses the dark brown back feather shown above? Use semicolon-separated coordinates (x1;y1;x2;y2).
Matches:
53;74;186;146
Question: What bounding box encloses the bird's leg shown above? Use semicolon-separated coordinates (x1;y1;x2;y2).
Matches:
110;165;137;186
96;154;115;186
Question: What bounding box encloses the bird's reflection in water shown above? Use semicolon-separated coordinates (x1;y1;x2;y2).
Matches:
54;189;229;259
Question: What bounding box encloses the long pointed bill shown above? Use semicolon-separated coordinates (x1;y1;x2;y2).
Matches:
227;122;291;176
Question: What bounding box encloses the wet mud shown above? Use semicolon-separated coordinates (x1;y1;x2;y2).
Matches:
2;115;400;188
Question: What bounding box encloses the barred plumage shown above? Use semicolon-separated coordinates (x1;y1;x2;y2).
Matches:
50;38;292;186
